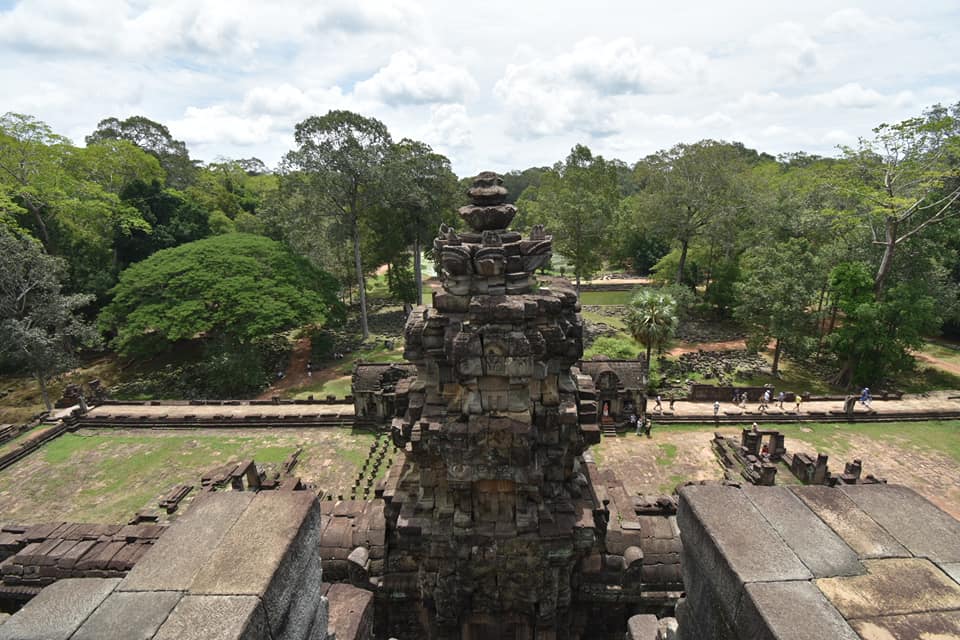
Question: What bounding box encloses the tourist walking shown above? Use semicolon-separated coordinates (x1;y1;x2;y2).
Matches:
795;393;802;413
860;387;872;407
629;412;639;435
713;400;720;417
654;395;662;413
777;391;785;409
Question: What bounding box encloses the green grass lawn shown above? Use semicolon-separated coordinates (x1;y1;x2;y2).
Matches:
579;290;634;306
920;340;960;367
291;376;353;400
0;427;381;524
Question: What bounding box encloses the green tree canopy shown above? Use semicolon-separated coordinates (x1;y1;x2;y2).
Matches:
100;233;340;358
518;144;619;293
0;227;99;410
280;111;394;340
87;115;198;188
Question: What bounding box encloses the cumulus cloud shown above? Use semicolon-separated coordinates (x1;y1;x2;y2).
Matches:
810;83;915;110
240;84;351;119
310;0;422;34
425;104;472;149
493;37;709;137
0;0;421;58
354;50;478;106
823;8;900;34
749;22;820;77
170;105;274;146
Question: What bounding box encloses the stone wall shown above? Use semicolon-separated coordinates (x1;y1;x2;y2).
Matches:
0;492;329;640
675;483;960;639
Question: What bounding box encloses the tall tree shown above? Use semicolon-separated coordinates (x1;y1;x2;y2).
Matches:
733;239;819;375
0;227;99;410
518;144;618;293
836;102;960;298
87;116;197;188
634;140;751;285
625;288;679;367
381;138;458;305
281;111;393;340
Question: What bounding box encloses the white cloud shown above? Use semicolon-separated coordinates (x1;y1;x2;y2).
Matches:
812;83;885;109
354;50;478;106
170;105;274;146
493;37;709;138
425;104;472;149
749;22;820;77
823;8;899;34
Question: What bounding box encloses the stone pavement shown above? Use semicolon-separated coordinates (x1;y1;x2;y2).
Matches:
84;403;355;419
0;492;330;640
72;391;960;425
676;483;960;640
644;390;960;422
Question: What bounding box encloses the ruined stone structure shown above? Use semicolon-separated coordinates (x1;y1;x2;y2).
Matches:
352;363;417;422
576;359;646;422
380;173;676;639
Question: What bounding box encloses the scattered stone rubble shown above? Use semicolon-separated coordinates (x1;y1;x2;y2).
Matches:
0;522;163;606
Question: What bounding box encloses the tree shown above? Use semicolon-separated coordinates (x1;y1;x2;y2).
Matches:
0;227;98;410
733;239;819;375
625;289;679;366
281;111;394;340
100;233;339;359
379;138;458;305
837;103;960;298
825;261;942;386
519;144;618;293
87;116;197;188
634;140;752;285
1;113;154;298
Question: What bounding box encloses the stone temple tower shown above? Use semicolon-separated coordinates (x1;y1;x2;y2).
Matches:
385;172;605;638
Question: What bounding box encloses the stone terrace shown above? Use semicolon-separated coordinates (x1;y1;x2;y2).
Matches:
676;483;960;639
0;492;332;640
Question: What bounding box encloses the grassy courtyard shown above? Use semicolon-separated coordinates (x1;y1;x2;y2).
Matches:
0;427;386;525
592;420;960;518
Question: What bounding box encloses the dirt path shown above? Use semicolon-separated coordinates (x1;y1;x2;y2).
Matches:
667;339;747;356
913;350;960;376
256;337;330;399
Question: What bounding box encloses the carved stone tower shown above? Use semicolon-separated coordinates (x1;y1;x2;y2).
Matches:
386;172;603;638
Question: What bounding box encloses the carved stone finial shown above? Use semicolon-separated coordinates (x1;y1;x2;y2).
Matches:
458;171;517;232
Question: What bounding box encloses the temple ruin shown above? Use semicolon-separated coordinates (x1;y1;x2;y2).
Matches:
371;172;678;638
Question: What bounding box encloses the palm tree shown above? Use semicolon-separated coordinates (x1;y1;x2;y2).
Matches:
625;289;679;366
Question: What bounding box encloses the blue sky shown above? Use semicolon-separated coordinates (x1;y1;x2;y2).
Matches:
1;0;958;176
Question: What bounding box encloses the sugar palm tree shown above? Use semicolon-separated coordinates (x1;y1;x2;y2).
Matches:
625;289;679;366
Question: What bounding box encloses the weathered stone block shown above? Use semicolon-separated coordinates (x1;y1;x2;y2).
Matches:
0;578;120;640
817;557;960;619
742;486;863;578
678;485;811;622
791;486;909;559
839;484;960;563
153;595;269;640
120;492;254;592
72;591;183;640
733;580;858;640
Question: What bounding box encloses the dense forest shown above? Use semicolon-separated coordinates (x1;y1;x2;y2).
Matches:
2;103;959;406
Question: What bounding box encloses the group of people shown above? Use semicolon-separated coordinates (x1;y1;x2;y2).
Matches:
729;388;803;413
628;412;653;437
